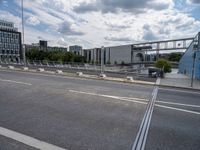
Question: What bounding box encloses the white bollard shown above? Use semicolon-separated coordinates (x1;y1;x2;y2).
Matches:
99;73;106;78
56;70;63;74
126;76;134;81
8;66;15;70
38;68;45;72
76;72;83;76
22;67;29;71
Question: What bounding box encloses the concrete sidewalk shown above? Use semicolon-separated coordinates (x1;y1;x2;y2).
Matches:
160;69;200;90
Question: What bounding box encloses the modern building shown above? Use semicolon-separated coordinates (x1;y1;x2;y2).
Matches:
179;32;200;79
69;45;82;55
0;20;22;62
83;45;149;64
25;40;68;52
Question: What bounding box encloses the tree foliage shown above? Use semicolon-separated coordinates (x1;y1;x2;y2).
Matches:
26;49;86;63
155;59;172;73
168;53;183;62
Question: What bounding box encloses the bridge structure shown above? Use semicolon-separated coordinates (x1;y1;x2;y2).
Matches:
132;37;194;62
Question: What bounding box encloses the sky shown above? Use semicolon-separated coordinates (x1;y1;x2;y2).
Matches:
0;0;200;49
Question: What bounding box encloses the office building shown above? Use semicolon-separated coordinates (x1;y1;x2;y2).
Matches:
25;40;68;52
69;45;82;55
0;20;22;62
83;45;149;64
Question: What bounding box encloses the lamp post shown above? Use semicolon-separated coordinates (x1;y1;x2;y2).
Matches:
101;46;104;74
21;0;26;66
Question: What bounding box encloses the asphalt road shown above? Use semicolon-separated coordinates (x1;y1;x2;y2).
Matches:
0;69;199;150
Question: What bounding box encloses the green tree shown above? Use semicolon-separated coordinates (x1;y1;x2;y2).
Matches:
168;53;183;62
155;59;172;73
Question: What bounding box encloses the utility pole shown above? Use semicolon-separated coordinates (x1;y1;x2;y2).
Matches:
21;0;26;66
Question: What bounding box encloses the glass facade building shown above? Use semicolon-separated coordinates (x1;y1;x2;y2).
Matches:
179;32;200;79
0;20;22;62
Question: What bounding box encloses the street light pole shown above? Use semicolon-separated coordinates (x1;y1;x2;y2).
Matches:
101;46;104;74
21;0;26;66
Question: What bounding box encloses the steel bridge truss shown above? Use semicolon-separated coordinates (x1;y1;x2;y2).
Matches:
131;37;194;61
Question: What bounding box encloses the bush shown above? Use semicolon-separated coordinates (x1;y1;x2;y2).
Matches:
155;59;172;73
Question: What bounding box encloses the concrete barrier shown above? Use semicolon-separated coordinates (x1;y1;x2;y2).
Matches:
38;68;45;72
56;70;63;74
8;66;15;70
76;72;83;76
99;73;106;78
22;67;29;71
126;76;134;81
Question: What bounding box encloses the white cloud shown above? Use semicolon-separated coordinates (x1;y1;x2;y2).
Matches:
26;16;40;26
4;0;198;49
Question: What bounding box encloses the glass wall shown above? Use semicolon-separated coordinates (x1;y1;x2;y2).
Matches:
179;32;200;79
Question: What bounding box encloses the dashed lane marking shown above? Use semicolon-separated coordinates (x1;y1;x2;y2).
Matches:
69;90;200;115
0;78;32;86
69;90;148;104
157;100;200;108
155;104;200;115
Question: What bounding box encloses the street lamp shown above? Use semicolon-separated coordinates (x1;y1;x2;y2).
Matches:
101;46;104;74
21;0;26;65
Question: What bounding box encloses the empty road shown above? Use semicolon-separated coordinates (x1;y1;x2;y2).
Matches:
0;69;199;150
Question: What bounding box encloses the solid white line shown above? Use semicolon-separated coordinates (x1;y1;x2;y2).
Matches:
0;127;67;150
157;100;200;108
69;90;148;104
155;104;200;115
0;78;32;86
159;87;200;95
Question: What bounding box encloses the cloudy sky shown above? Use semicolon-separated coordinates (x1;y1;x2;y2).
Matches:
0;0;200;48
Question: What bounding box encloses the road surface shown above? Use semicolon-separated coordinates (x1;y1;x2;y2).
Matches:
0;69;199;150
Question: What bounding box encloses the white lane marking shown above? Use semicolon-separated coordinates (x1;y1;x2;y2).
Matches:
156;78;161;85
159;87;200;95
0;127;67;150
0;78;32;86
155;104;200;115
69;90;148;104
69;89;200;116
157;100;200;108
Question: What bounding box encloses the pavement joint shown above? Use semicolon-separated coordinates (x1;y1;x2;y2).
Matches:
132;78;160;150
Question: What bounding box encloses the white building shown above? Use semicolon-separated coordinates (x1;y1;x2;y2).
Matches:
83;44;149;64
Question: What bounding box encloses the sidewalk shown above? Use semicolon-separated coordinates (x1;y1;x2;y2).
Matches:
160;69;200;90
